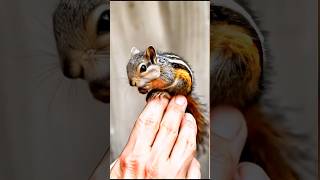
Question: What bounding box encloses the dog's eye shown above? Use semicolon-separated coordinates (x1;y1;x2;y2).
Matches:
97;10;109;35
140;65;147;73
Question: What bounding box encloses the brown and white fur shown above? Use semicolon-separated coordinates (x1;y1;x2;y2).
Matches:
211;0;315;179
53;0;109;103
53;1;110;179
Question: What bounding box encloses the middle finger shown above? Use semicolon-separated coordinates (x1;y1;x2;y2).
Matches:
149;95;188;163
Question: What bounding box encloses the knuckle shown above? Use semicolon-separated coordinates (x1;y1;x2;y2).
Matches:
160;122;178;136
137;115;158;128
145;161;159;177
119;154;128;168
185;137;197;152
119;154;144;170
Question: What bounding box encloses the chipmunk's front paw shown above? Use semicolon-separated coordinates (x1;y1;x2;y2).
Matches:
146;91;171;102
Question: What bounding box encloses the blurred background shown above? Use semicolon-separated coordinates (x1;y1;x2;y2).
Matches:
0;0;108;179
110;1;210;178
245;0;318;177
244;0;317;141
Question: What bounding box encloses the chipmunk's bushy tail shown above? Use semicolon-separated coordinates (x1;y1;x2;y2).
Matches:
241;104;301;180
186;94;209;153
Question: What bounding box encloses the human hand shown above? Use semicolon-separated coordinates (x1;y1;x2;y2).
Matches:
211;106;270;180
110;95;201;179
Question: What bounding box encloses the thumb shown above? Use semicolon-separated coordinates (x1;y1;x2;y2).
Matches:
211;106;248;180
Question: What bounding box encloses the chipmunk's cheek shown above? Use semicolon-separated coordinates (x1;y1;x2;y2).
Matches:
143;65;161;79
137;76;155;87
136;79;147;87
150;79;167;89
136;80;152;94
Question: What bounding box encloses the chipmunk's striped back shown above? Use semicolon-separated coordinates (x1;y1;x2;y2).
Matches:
158;52;194;83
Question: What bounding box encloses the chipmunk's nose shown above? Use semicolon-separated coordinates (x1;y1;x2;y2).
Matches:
62;59;84;79
129;80;135;86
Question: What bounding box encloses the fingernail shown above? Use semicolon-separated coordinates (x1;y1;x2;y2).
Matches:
175;95;186;105
212;106;244;140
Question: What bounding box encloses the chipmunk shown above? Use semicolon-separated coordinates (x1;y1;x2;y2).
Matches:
53;1;110;179
126;46;208;151
211;0;313;179
53;0;110;103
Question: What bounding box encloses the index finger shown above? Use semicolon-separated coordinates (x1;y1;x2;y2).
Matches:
123;96;169;155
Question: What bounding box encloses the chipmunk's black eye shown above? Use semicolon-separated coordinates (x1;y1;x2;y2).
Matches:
97;10;109;35
158;58;166;64
140;65;147;73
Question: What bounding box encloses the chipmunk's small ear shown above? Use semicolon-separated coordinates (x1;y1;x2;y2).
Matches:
145;46;156;64
130;47;140;56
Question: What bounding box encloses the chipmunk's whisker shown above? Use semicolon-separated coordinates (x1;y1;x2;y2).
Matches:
94;54;108;58
95;50;109;55
94;56;109;65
